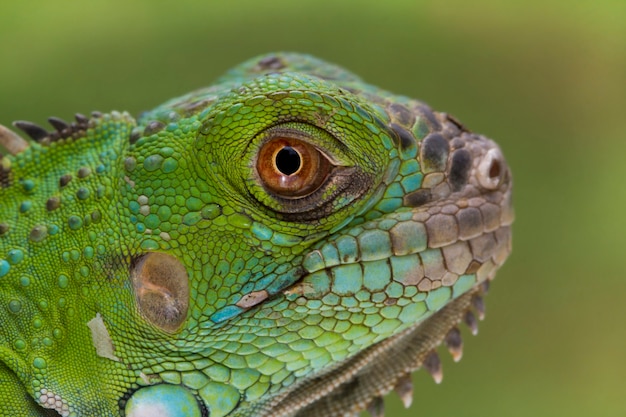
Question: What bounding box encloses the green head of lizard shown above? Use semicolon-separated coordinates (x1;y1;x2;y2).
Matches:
0;53;513;416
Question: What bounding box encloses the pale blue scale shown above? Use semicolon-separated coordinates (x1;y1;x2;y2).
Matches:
357;229;392;261
335;235;358;263
331;263;363;295
362;259;391;292
125;384;202;417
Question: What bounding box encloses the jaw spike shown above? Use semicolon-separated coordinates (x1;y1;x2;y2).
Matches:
423;351;443;384
481;279;491;294
472;295;486;320
47;117;70;132
394;374;414;408
0;124;29;155
13;121;49;142
464;310;479;335
445;327;464;362
366;396;384;417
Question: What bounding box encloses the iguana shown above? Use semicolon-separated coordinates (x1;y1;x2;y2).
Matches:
0;53;513;417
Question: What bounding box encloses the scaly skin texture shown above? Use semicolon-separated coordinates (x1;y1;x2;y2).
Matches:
0;53;513;416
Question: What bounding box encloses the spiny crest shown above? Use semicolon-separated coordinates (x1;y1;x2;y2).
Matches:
0;111;124;191
0;112;109;158
12;112;101;145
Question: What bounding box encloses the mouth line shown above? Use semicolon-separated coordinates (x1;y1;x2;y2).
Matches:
289;178;513;293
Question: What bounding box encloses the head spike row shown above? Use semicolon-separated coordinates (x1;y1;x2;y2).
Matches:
423;351;443;384
393;374;414;408
0;123;29;155
48;114;91;141
12;112;95;145
366;396;385;417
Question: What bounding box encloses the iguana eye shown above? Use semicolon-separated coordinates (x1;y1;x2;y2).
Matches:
256;136;331;198
245;123;370;220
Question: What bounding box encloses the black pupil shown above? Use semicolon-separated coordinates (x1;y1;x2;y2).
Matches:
276;147;301;175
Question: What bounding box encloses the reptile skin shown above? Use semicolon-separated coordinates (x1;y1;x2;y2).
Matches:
0;53;513;416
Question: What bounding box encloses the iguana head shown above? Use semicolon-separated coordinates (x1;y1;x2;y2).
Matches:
0;53;512;417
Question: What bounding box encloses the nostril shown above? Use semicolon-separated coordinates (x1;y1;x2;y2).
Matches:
477;148;504;190
489;159;501;179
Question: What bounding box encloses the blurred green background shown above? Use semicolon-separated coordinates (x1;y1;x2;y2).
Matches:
1;1;624;416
